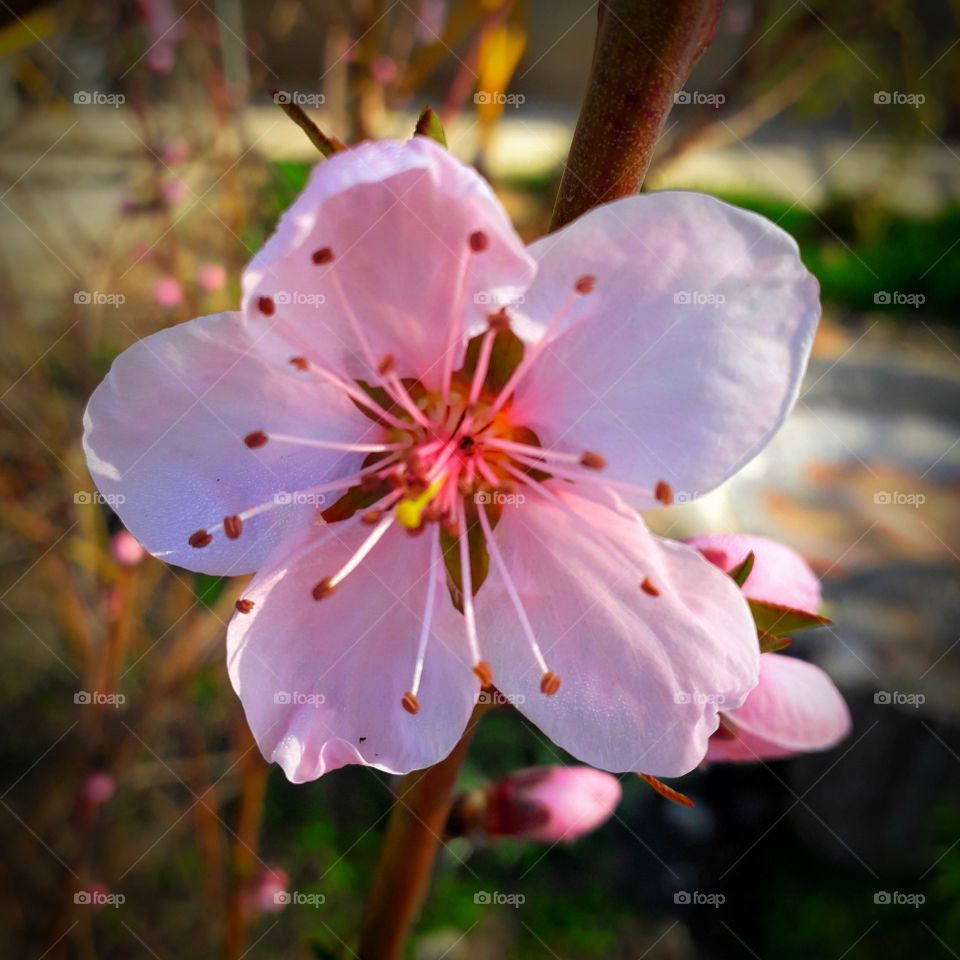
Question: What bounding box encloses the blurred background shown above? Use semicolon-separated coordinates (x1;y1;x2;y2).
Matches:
1;0;959;957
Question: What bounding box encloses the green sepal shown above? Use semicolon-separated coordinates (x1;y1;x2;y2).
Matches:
414;105;447;147
440;500;502;612
749;598;832;637
456;324;524;395
758;630;792;653
729;551;755;587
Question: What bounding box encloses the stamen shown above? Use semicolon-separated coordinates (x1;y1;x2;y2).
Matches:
408;534;441;703
289;356;309;371
223;515;243;539
235;598;255;614
456;499;484;671
640;578;660;597
244;430;269;449
540;671;561;695
311;246;334;265
315;513;394;597
483;437;606;470
476;504;555;692
266;433;409;454
574;274;596;294
378;354;395;375
579;450;606;470
257;295;275;316
188;529;212;548
469;230;489;252
654;480;673;506
504;452;655;500
473;660;493;687
468;328;496;406
401;691;420;714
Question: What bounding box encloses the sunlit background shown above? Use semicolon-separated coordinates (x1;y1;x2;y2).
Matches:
1;1;959;957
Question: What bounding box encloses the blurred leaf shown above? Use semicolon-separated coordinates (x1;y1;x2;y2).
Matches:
194;573;225;607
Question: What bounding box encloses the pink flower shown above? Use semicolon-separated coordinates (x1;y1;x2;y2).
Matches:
111;529;145;567
152;276;184;308
688;533;851;762
482;766;621;843
198;263;227;292
81;772;116;806
83;138;819;782
246;866;289;915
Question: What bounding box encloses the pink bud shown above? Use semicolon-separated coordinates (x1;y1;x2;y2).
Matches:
371;55;397;86
152;277;184;308
110;529;145;567
82;772;116;806
247;866;289;915
198;263;227;292
161;139;189;165
162;178;187;205
484;766;621;843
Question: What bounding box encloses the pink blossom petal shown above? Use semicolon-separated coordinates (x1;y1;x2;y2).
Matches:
685;532;822;612
486;765;622;843
227;522;476;781
512;191;820;507
474;490;759;776
243;138;535;390
707;653;851;762
83;311;370;575
198;262;227;292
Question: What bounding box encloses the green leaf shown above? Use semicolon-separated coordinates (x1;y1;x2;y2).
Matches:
729;550;755;587
748;598;832;637
414;105;447;147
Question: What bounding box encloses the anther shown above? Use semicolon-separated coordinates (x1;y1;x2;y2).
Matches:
378;353;395;375
540;671;561;696
289;356;309;371
188;529;212;548
579;450;606;470
235;598;255;614
574;275;596;294
311;577;335;601
223;515;243;539
257;295;275;316
401;691;420;715
654;480;673;506
361;509;383;525
244;430;268;449
312;247;334;265
487;307;510;331
473;660;493;687
641;578;660;597
469;230;489;252
442;520;461;539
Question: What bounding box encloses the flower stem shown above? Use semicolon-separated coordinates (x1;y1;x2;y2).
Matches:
358;707;484;960
550;0;722;230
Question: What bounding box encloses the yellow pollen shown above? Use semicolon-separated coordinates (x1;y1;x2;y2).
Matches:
395;475;446;530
